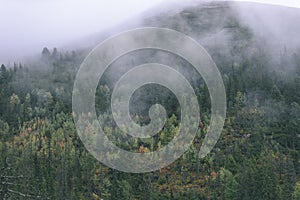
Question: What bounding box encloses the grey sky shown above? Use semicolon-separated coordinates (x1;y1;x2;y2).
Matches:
0;0;299;64
0;0;164;64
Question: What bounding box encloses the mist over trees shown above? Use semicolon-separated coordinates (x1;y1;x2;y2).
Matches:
0;1;299;199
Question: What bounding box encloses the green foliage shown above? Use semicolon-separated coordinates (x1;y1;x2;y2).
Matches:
293;182;300;200
0;4;300;198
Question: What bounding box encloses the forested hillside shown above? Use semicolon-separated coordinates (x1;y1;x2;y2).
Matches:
0;2;299;199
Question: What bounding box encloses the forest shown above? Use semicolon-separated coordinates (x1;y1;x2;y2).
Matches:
0;2;300;200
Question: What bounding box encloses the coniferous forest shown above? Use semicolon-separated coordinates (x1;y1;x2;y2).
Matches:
0;2;299;200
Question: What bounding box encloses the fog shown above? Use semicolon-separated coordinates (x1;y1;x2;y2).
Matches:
0;0;299;65
232;1;300;49
0;0;164;64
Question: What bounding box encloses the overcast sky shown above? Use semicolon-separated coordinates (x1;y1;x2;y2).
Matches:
0;0;299;64
0;0;165;64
